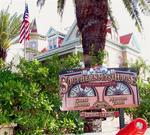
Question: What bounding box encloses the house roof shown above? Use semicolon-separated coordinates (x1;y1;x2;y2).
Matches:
29;19;46;40
47;27;65;37
120;33;132;44
31;19;37;33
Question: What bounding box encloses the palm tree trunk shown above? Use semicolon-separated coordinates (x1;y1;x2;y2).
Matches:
0;47;7;61
75;0;108;67
75;0;108;132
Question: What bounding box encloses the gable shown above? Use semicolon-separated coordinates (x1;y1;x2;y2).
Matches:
120;33;140;51
120;33;132;44
130;35;140;51
47;27;57;37
63;20;115;44
63;21;81;43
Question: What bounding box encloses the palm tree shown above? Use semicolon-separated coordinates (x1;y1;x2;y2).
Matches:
130;57;150;77
0;8;21;61
37;0;150;67
37;0;150;133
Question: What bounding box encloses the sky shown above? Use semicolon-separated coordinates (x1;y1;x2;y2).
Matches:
0;0;150;62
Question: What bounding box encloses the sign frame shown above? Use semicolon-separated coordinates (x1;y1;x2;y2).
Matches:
59;67;139;111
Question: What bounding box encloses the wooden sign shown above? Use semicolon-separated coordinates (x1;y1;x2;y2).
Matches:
80;111;119;118
59;67;139;111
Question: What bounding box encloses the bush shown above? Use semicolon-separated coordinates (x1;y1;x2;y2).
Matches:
126;59;150;125
127;79;150;125
0;55;84;134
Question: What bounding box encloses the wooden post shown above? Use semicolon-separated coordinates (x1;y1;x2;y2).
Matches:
119;108;125;129
83;109;103;133
84;117;102;133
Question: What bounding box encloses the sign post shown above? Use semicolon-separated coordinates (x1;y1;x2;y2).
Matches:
119;108;125;129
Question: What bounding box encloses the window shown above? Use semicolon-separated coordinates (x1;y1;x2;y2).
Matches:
48;37;59;50
58;37;64;47
48;40;53;50
53;38;57;48
29;41;37;49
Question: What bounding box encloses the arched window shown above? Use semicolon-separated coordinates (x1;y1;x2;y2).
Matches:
68;84;96;98
105;82;131;96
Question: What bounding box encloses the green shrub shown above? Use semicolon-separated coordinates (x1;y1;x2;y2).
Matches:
0;54;84;134
126;58;150;125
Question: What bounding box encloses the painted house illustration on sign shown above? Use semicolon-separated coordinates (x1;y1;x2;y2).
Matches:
34;20;140;67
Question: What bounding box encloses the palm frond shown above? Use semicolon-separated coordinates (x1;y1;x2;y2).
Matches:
138;0;150;16
0;9;21;49
108;1;118;32
57;0;66;17
37;0;67;17
37;0;46;9
122;0;143;32
8;13;21;40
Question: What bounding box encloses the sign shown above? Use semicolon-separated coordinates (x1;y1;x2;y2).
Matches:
59;67;139;111
80;111;119;118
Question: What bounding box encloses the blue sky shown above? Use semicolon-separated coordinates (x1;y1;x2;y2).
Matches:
0;0;150;62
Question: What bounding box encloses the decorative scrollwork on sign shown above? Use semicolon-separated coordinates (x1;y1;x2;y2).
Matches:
93;101;112;109
60;77;68;94
82;66;115;75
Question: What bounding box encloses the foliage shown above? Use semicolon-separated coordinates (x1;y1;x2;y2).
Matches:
138;0;150;16
0;58;5;68
126;58;150;125
130;57;150;76
0;8;21;60
0;54;84;134
122;0;143;32
126;78;150;125
0;8;21;49
90;50;106;66
37;0;150;32
133;79;150;124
